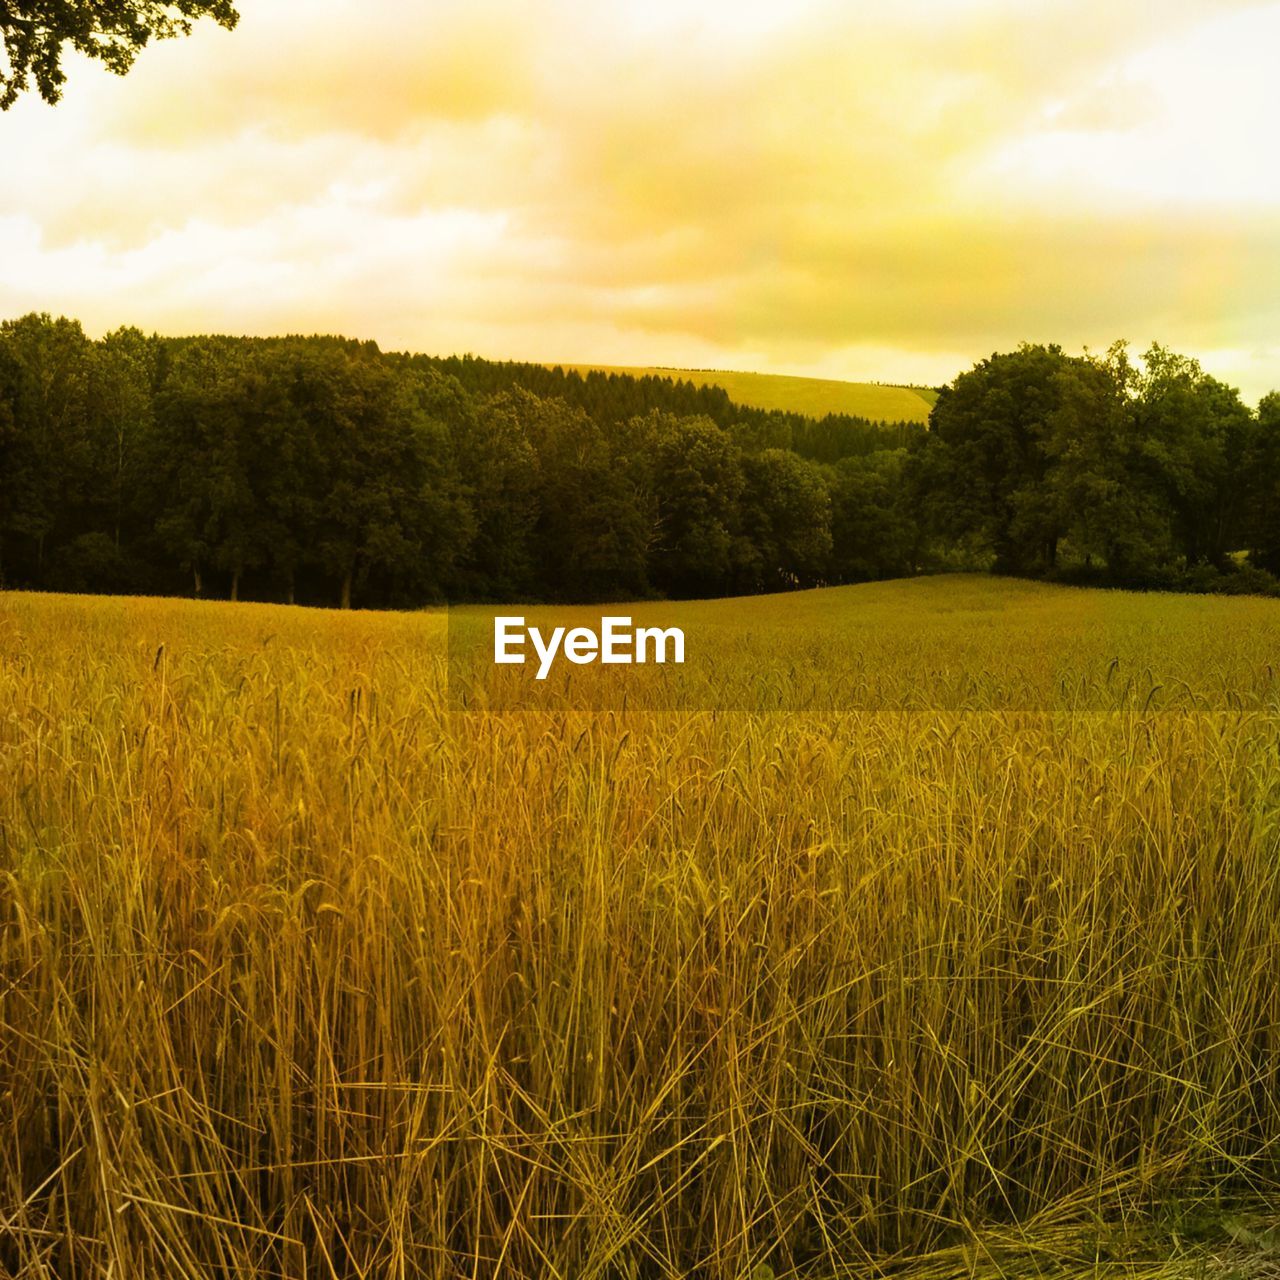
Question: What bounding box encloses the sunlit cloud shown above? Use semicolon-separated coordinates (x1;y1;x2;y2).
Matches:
975;5;1280;211
1;0;1277;398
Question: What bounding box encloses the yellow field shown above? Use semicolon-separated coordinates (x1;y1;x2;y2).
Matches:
2;577;1280;1278
553;364;937;423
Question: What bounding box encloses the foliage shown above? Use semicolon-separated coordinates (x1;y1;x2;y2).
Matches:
1246;392;1280;574
630;410;746;598
828;449;918;581
3;313;1280;607
916;340;1272;587
0;0;238;108
0;315;910;606
737;447;832;591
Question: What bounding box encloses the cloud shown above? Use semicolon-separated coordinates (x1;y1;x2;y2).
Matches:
1;0;1278;398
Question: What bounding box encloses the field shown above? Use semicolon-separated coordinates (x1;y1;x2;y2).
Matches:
3;577;1280;1278
552;364;938;423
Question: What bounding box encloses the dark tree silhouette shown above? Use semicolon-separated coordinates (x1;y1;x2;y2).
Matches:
1;1;238;108
1;312;1277;606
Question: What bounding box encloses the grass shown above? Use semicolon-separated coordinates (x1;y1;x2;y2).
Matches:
551;364;937;423
2;576;1280;1278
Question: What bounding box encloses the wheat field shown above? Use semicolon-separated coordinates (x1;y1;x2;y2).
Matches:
2;578;1279;1278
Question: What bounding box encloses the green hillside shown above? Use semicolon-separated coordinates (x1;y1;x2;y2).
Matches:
553;363;937;422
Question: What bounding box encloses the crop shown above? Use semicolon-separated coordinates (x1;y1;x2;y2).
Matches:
2;577;1279;1278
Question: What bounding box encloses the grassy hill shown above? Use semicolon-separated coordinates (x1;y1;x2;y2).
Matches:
3;576;1278;1278
553;362;938;422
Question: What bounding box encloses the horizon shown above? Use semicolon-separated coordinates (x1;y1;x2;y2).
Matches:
8;312;1262;411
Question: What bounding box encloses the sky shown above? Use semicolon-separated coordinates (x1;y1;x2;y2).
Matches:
2;0;1280;399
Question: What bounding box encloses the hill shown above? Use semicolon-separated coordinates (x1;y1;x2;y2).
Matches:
552;363;938;423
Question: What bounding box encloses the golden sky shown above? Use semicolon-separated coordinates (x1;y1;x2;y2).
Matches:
2;0;1279;398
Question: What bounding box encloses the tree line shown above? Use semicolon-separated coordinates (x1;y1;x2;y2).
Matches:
2;314;1278;607
920;341;1280;593
0;315;918;606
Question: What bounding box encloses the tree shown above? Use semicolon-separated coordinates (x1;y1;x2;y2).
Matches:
455;394;539;600
927;344;1082;574
1042;343;1173;579
3;310;1274;607
738;448;832;592
0;313;97;584
500;389;650;601
2;1;238;108
827;450;917;582
93;326;159;551
1244;392;1280;575
302;352;471;609
151;339;265;598
0;338;19;586
627;411;745;598
1133;344;1255;569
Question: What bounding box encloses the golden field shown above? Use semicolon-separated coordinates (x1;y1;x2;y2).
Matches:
551;365;937;424
2;577;1280;1279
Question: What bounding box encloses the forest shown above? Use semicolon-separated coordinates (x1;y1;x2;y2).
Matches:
2;312;1279;608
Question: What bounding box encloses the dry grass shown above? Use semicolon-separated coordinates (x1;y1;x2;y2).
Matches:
1;578;1279;1278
